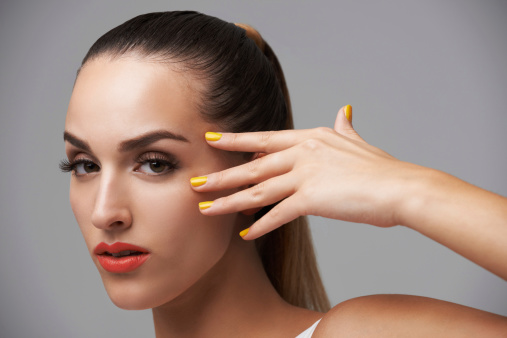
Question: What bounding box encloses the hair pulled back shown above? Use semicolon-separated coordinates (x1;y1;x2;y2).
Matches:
81;11;330;312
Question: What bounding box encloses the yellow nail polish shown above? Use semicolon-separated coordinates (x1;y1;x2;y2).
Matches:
205;132;222;141
239;228;249;237
199;201;213;210
190;176;207;187
344;105;352;122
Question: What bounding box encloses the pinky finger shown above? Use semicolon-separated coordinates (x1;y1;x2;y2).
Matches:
240;194;303;240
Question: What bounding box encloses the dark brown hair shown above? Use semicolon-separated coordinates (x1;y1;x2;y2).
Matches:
81;11;330;312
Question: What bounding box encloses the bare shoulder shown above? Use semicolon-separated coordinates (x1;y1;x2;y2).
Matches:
312;294;507;337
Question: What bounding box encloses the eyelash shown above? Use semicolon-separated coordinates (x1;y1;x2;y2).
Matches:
59;153;179;177
59;158;96;174
135;153;179;176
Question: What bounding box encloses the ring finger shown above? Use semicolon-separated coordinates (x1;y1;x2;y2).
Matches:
198;172;296;215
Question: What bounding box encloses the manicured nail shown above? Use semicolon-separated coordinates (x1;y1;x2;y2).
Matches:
205;132;222;141
239;228;249;237
344;105;352;122
190;176;207;187
199;201;213;210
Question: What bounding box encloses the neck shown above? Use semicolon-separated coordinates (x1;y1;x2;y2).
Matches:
152;230;319;337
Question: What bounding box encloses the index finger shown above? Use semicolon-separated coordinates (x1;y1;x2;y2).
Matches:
204;129;308;153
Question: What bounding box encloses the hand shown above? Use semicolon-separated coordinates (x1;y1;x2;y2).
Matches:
192;105;413;239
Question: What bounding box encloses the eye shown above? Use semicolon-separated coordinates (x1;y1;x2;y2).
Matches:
59;159;100;176
75;161;100;175
135;153;178;176
138;160;172;174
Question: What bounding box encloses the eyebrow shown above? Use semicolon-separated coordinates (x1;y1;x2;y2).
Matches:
63;131;91;152
63;130;189;153
118;130;189;152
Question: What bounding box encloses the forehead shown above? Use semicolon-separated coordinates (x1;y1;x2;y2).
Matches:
66;57;206;143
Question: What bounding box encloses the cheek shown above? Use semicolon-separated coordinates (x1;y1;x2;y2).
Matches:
110;176;237;309
69;179;97;252
68;167;240;310
134;176;235;260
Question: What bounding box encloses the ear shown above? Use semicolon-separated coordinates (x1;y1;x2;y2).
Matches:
334;105;366;143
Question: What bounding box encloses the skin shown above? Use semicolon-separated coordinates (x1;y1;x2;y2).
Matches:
64;57;319;337
195;105;507;335
64;56;507;336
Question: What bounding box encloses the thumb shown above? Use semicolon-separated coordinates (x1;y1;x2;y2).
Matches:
334;105;365;142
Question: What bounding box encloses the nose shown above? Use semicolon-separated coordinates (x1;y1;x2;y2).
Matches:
91;170;132;231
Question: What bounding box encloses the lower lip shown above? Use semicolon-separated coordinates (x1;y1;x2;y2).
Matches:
96;253;150;273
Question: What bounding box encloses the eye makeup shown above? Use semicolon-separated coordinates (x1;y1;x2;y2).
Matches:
59;158;99;176
59;151;180;177
134;151;180;176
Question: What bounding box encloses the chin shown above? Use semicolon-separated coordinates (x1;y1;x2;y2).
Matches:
111;299;154;311
100;275;169;310
105;285;154;310
106;284;175;310
100;268;205;311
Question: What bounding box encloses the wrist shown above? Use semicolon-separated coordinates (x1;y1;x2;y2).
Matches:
393;163;442;230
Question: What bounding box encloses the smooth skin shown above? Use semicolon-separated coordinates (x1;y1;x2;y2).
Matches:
193;105;507;336
64;58;321;338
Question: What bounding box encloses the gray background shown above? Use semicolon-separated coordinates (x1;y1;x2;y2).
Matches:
1;0;506;336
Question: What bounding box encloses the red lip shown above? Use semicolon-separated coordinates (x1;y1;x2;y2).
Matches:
94;242;149;255
94;242;150;273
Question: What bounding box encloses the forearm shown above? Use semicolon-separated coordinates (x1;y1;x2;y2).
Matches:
398;164;507;281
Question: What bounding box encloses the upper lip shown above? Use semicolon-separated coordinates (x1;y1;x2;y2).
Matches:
93;242;150;255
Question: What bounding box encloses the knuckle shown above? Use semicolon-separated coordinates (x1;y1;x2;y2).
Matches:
314;126;336;136
248;182;266;203
267;152;281;168
260;131;275;148
300;138;325;151
215;170;227;186
230;133;239;147
246;157;262;179
298;188;313;207
267;203;280;220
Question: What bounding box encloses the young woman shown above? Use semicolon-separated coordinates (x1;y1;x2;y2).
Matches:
61;11;507;337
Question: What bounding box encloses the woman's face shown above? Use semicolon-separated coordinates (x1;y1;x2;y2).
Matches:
64;57;243;310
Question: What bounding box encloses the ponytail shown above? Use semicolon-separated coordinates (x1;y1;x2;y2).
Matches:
237;23;330;312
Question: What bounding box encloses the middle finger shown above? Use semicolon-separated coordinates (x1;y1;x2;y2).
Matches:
190;150;294;192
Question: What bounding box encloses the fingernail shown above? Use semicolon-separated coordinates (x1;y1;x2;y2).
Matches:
344;105;352;122
205;132;222;141
239;228;250;237
190;176;207;187
199;201;213;210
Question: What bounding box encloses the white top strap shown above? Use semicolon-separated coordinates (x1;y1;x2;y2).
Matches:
295;319;322;338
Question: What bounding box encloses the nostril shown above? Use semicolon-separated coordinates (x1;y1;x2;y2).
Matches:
91;209;132;230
